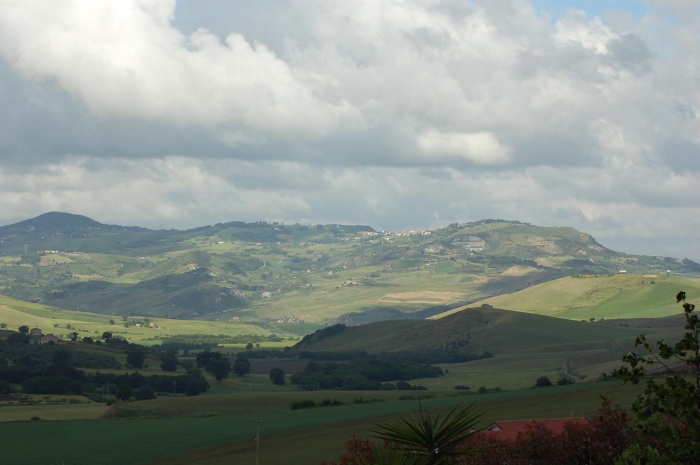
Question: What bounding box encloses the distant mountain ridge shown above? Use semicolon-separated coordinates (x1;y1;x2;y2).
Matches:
0;212;699;326
7;212;106;229
1;211;147;232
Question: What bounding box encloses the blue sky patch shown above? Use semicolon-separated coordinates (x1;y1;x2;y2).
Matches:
532;0;648;19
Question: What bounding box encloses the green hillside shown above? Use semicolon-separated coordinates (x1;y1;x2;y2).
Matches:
2;213;699;326
0;294;284;344
291;306;684;388
445;274;700;320
293;306;676;355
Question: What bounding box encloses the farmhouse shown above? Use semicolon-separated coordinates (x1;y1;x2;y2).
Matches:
32;334;62;345
27;328;63;345
481;418;590;442
451;235;487;251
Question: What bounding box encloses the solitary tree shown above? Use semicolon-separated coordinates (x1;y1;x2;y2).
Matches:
102;331;113;341
270;367;286;385
206;358;232;383
18;325;29;335
109;319;115;325
69;332;79;342
185;367;208;396
127;350;146;369
233;358;251;377
534;376;552;387
160;348;178;372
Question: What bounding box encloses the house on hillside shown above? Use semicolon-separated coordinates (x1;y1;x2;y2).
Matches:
32;334;61;345
27;328;64;345
481;418;590;442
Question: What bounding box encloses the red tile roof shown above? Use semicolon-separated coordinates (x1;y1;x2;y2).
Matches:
480;418;590;442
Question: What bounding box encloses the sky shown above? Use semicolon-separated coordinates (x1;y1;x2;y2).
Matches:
0;0;699;260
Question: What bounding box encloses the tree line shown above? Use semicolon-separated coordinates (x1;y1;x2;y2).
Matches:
290;359;442;391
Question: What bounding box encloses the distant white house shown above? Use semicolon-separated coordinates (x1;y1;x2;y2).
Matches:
618;270;627;274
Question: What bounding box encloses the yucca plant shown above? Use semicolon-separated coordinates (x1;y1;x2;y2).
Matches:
369;403;483;465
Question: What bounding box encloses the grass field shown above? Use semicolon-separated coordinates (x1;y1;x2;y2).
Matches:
0;294;283;343
147;381;646;465
0;381;646;465
445;274;700;320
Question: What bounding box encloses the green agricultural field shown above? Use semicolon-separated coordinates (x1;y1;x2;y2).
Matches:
147;381;647;465
0;294;283;343
435;275;700;321
0;381;646;465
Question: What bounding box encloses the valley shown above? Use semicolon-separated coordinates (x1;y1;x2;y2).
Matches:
1;212;699;464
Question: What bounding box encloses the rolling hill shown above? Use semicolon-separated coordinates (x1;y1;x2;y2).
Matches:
293;306;678;355
432;274;700;321
1;212;699;326
0;294;294;344
290;305;686;389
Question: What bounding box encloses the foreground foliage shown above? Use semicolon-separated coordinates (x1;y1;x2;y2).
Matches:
324;404;483;465
617;291;700;463
326;398;633;465
371;404;483;464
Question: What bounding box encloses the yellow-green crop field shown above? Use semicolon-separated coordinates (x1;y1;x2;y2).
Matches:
433;274;700;320
0;294;276;343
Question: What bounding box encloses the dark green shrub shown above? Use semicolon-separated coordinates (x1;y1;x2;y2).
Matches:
291;399;316;410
